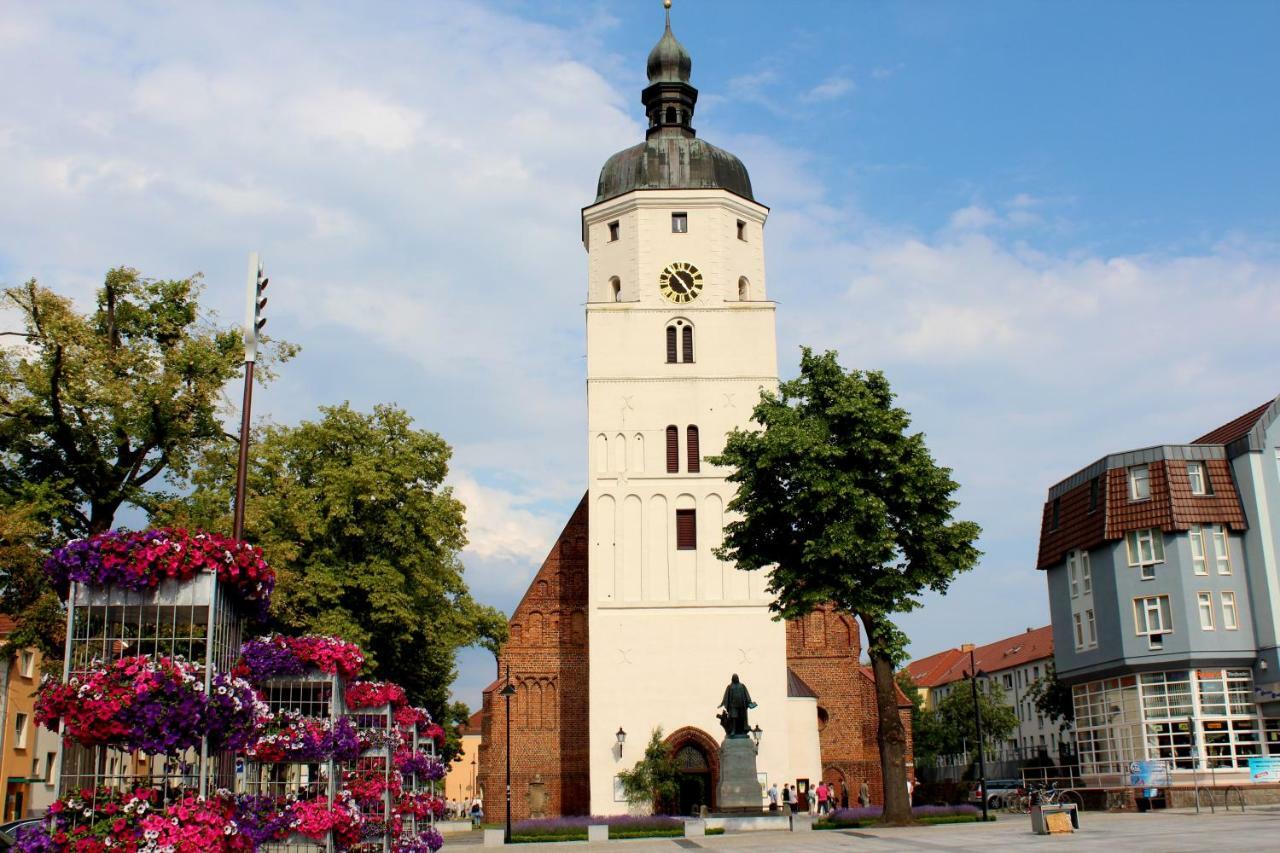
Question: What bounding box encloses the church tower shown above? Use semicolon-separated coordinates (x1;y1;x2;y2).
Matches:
582;6;800;815
477;4;907;820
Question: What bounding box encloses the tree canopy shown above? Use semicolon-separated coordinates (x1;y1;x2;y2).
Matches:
931;681;1019;758
712;348;981;822
616;728;680;813
163;402;507;755
0;268;291;656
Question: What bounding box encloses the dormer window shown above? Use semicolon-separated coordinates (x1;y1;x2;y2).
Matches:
608;221;620;242
1128;465;1150;501
1187;461;1210;495
672;212;688;233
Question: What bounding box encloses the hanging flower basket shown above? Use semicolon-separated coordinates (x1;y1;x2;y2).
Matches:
44;527;275;613
345;680;408;709
241;711;360;762
234;633;365;682
394;749;445;781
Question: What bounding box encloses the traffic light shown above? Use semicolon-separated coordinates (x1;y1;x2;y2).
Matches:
244;251;268;362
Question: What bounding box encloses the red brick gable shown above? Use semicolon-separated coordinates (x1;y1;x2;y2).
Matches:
477;494;590;819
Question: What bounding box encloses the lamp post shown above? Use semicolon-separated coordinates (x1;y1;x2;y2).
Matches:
967;646;988;822
233;252;269;541
499;667;517;844
750;725;763;754
471;755;477;808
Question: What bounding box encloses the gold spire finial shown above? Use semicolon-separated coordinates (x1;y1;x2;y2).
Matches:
664;0;672;9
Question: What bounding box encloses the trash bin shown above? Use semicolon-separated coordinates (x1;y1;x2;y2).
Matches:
1031;803;1079;834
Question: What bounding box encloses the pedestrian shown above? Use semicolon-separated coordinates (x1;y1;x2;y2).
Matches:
816;781;829;815
840;782;849;810
768;782;779;811
470;799;484;828
859;780;870;808
906;777;914;806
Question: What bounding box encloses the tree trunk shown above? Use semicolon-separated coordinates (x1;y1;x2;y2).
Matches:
861;613;912;824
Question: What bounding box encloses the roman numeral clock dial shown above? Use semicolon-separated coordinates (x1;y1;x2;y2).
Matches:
659;261;703;304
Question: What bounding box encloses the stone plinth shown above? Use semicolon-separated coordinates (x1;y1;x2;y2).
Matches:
717;736;762;812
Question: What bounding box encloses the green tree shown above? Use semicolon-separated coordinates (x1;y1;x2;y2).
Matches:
932;681;1019;759
0;269;291;652
711;349;982;823
895;670;946;769
616;728;680;813
163;403;507;758
1026;663;1075;731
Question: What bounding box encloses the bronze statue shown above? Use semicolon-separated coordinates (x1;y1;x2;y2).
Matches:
717;673;757;738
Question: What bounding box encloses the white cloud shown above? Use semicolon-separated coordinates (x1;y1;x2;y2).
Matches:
452;474;560;565
803;76;855;102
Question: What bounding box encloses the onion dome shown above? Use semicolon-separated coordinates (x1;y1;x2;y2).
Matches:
594;2;754;204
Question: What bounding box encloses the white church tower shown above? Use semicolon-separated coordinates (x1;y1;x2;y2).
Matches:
581;5;817;814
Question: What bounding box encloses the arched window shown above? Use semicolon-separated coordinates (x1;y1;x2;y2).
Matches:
666;426;679;473
666;325;678;363
738;276;750;301
687;426;700;473
682;325;694;362
610;276;621;302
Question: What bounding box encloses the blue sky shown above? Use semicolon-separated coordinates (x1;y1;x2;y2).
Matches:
2;1;1278;712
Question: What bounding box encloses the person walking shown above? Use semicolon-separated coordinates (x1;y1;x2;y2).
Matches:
858;780;870;808
768;782;779;811
816;781;829;815
840;781;849;809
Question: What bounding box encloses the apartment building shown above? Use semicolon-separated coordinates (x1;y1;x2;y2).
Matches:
0;616;59;820
1037;395;1280;780
906;626;1069;759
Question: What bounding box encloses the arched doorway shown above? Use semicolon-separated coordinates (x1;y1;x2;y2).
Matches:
664;727;720;816
823;766;849;810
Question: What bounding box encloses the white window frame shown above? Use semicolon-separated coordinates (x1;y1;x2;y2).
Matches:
1190;525;1208;575
1074;613;1085;650
18;650;35;678
1085;609;1097;648
1080;550;1092;594
1198;592;1215;630
14;712;28;749
1212;524;1232;575
1187;461;1207;495
1134;595;1173;649
1126;528;1165;578
1129;464;1151;501
1069;552;1080;598
1222;591;1239;630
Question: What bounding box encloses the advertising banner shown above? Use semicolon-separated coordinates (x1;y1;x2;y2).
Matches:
1248;756;1280;784
1127;760;1172;787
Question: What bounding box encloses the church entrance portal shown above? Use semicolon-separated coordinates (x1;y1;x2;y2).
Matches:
675;745;711;815
664;727;720;816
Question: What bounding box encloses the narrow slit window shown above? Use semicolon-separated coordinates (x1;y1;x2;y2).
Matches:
666;425;679;473
666;325;678;363
610;276;622;302
682;325;694;362
608;221;620;242
672;212;688;233
687;425;700;473
676;509;697;550
736;220;747;241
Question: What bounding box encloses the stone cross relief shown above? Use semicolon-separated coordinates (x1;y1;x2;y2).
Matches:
722;392;736;409
737;647;755;664
616;648;634;665
619;395;635;425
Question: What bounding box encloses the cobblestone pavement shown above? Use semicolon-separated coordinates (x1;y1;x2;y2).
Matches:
445;807;1280;851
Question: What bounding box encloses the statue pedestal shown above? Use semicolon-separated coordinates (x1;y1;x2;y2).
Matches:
717;737;762;813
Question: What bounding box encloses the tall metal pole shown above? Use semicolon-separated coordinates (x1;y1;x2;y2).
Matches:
501;665;517;844
233;252;267;541
970;647;988;822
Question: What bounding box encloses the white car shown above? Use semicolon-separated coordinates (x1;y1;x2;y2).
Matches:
969;779;1021;809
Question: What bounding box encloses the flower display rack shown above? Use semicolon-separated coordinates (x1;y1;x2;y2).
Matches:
57;572;247;802
344;704;395;853
245;673;345;853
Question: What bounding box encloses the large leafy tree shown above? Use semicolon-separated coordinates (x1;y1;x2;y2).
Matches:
616;728;680;813
0;269;289;653
1026;663;1075;731
711;349;981;823
931;681;1019;759
163;403;507;757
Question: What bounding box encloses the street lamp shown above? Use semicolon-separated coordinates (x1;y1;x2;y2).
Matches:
500;668;517;844
616;727;627;754
234;251;269;541
967;646;988;823
749;725;763;754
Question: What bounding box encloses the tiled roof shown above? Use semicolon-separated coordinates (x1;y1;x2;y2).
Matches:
904;648;967;689
461;709;484;736
0;615;16;636
1194;400;1273;445
906;626;1055;689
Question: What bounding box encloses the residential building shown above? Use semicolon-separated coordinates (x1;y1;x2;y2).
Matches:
1;616;59;820
906;626;1069;760
1038;395;1280;780
441;710;483;807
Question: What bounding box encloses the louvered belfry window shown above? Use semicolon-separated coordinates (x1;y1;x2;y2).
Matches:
666;425;679;473
682;325;694;362
676;509;697;550
687;425;700;473
666;326;678;363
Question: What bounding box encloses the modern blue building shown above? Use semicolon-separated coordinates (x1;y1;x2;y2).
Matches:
1037;395;1280;780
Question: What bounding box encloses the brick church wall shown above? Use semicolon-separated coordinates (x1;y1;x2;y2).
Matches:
786;605;914;807
477;495;590;820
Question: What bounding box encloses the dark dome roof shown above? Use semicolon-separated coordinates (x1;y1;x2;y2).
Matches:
594;7;753;204
595;135;754;203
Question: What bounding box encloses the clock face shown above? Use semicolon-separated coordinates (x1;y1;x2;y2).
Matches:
659;262;704;304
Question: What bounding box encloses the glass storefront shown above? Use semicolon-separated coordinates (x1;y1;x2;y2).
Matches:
1073;669;1280;775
